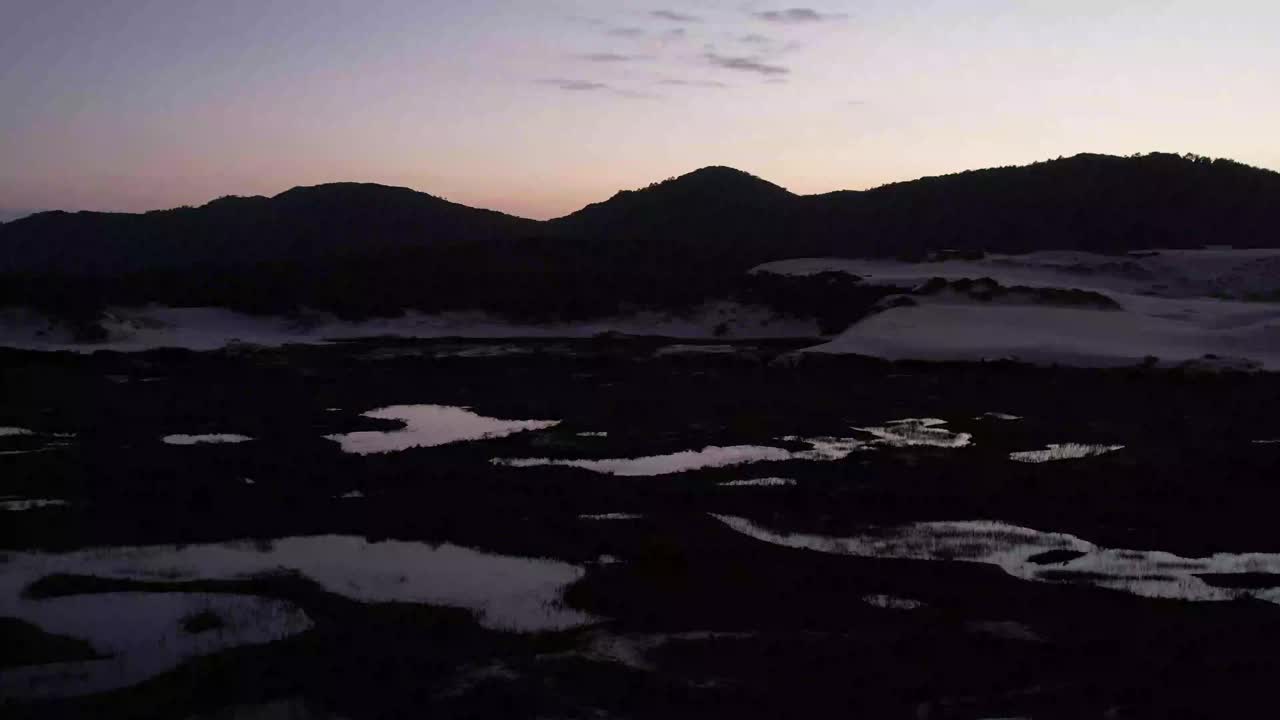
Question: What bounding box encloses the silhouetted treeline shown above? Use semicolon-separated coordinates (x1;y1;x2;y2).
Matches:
2;152;1278;320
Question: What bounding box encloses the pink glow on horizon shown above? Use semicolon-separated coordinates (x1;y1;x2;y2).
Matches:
2;1;1278;219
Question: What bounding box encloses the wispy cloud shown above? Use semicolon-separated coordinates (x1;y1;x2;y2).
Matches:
542;78;610;92
658;77;730;88
651;10;702;22
575;52;652;63
539;78;652;98
754;8;846;23
739;33;772;45
606;27;644;37
704;52;790;76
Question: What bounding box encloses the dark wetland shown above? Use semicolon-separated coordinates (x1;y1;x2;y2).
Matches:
4;338;1280;719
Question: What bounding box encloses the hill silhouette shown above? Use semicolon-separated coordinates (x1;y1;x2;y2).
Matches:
0;183;533;274
3;152;1279;320
802;152;1280;256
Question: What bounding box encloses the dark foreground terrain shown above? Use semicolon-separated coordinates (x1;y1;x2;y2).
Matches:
4;338;1280;719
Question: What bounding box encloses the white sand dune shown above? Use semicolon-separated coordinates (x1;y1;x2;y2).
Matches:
757;249;1280;369
755;248;1280;300
0;302;819;353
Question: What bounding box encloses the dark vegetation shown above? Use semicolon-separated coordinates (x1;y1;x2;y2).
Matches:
913;276;1123;309
2;153;1278;323
0;618;100;670
180;610;226;635
5;341;1280;717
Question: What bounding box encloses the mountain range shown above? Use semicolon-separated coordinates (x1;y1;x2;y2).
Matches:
3;152;1278;320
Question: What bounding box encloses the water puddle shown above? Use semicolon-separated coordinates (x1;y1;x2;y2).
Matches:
862;594;925;610
162;434;253;446
1008;443;1123;463
0;496;69;511
493;436;861;476
713;515;1280;606
720;477;797;487
0;592;311;699
654;344;739;356
431;345;544;359
0;427;75;456
966;620;1043;643
0;535;592;635
854;419;973;448
325;405;559;455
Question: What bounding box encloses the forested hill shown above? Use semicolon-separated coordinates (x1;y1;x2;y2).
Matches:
2;152;1278;319
0;183;535;275
799;152;1280;257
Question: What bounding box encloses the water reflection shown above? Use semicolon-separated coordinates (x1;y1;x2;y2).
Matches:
326;405;559;455
0;427;34;437
966;620;1043;643
162;434;253;445
1008;443;1123;463
0;592;310;698
721;477;797;487
493;437;862;476
0;496;68;511
976;412;1022;421
853;419;973;448
714;515;1280;605
0;535;591;634
653;344;739;356
862;594;924;610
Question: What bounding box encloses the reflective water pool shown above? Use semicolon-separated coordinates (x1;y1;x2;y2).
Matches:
325;405;559;455
162;434;253;445
853;419;973;448
492;436;862;476
1008;443;1124;463
714;514;1280;606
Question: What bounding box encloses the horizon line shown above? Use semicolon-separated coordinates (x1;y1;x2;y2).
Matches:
4;150;1275;225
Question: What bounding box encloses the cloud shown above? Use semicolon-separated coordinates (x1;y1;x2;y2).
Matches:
539;78;652;98
704;52;790;76
575;52;651;62
543;79;610;91
606;27;644;37
658;77;730;88
651;10;702;22
754;8;846;23
739;33;771;44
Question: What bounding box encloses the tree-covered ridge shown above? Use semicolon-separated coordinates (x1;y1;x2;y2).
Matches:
2;152;1278;321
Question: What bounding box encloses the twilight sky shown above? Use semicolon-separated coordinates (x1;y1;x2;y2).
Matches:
2;1;1277;219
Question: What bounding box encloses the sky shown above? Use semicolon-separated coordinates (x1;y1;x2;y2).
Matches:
2;0;1278;219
